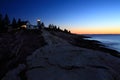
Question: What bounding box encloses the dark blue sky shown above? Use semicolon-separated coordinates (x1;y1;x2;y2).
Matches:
0;0;120;34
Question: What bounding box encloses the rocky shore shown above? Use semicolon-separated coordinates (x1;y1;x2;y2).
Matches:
1;29;120;80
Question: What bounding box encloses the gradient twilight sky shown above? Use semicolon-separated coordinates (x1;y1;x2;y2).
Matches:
0;0;120;34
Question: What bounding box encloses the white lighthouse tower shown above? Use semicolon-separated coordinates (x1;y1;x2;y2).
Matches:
37;19;41;27
37;19;44;29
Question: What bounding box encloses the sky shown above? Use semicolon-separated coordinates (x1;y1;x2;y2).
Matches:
0;0;120;34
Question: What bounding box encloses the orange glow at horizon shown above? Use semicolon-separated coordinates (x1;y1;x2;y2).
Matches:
71;27;120;34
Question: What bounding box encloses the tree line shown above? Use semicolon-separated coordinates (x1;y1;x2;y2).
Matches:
0;13;71;34
0;13;23;32
47;24;71;33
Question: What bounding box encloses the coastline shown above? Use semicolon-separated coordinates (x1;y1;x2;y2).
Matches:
49;30;120;57
1;29;120;80
85;34;120;52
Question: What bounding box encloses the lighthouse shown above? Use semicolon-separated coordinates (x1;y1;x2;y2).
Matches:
37;19;41;28
37;19;44;29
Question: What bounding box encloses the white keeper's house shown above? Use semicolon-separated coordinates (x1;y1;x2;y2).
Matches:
21;19;42;29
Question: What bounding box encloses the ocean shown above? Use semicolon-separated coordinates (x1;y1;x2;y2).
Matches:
86;34;120;52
